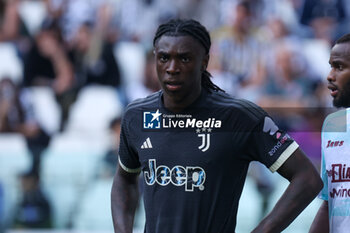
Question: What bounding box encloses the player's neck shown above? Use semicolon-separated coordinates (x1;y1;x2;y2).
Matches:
162;86;202;113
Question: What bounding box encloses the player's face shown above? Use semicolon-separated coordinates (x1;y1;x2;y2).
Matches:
154;35;208;107
327;43;350;108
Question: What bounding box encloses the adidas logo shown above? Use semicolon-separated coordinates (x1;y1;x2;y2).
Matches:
141;137;153;149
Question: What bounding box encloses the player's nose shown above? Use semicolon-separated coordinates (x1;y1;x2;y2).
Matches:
166;59;180;75
327;69;336;83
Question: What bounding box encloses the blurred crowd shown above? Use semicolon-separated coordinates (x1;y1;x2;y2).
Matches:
0;0;348;231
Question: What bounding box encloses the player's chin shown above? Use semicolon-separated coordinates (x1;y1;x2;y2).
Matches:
163;87;184;98
333;96;347;108
163;87;188;102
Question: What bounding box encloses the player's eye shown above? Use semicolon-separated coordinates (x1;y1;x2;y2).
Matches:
181;56;190;63
332;62;344;71
158;54;169;63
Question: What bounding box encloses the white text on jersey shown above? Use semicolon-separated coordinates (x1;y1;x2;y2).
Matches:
144;159;206;191
162;118;221;129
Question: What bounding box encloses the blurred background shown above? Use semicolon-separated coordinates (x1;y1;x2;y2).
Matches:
0;0;347;232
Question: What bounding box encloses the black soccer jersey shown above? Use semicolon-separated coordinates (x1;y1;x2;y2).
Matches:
118;89;298;233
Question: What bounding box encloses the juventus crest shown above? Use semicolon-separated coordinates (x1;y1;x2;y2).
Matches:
196;128;211;152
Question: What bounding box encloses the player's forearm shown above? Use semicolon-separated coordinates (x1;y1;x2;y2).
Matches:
309;201;329;233
0;0;20;41
51;51;74;93
0;104;10;131
252;169;322;232
111;169;139;233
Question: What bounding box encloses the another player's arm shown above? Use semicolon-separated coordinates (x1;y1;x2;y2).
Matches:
111;164;140;233
251;148;323;233
309;200;329;233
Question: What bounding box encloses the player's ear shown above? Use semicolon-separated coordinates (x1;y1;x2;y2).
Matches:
202;54;209;71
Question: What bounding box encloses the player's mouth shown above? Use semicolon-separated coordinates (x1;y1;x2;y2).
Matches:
165;81;183;91
328;84;338;97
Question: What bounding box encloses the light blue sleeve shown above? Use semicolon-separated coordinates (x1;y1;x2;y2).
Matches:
319;151;328;201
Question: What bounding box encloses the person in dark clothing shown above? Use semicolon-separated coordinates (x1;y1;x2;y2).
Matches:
111;18;322;233
0;78;50;173
22;19;75;131
70;22;121;88
12;170;52;229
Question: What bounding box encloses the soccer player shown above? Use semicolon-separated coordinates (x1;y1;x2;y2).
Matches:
111;19;322;233
309;34;350;233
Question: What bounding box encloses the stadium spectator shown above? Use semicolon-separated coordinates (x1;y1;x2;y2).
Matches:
22;19;75;131
211;1;266;86
0;78;50;173
300;0;346;45
0;0;31;58
256;42;318;108
0;0;29;42
115;0;178;43
102;116;122;176
11;170;52;229
69;22;121;89
125;49;161;102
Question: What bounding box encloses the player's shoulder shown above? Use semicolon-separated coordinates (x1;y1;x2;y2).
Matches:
322;108;348;133
126;91;160;111
123;91;160;117
208;91;267;121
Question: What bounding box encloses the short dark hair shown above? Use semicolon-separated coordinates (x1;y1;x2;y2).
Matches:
335;33;350;44
153;19;224;92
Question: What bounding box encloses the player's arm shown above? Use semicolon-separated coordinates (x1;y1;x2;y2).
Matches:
309;200;329;233
111;163;140;233
251;148;323;233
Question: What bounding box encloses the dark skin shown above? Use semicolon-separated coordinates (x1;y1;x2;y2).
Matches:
111;35;208;232
309;42;350;233
309;201;329;233
111;165;139;233
111;35;323;233
154;35;209;112
252;149;323;232
326;43;350;108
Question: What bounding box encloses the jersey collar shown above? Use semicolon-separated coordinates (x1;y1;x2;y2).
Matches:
158;88;209;114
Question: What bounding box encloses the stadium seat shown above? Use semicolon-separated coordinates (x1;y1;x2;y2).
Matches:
236;176;262;232
236;174;323;233
72;178;114;230
18;0;47;36
65;85;123;136
27;87;61;135
302;39;330;80
114;41;145;86
0;43;23;84
0;134;31;226
40;132;110;228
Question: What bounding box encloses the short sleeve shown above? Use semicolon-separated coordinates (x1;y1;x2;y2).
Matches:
118;113;141;173
319;152;328;201
244;116;299;172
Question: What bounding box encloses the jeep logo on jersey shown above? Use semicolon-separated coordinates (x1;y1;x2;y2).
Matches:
144;159;206;191
263;117;278;135
143;110;162;129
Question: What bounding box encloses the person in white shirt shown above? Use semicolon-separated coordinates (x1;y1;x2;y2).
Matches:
310;33;350;233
